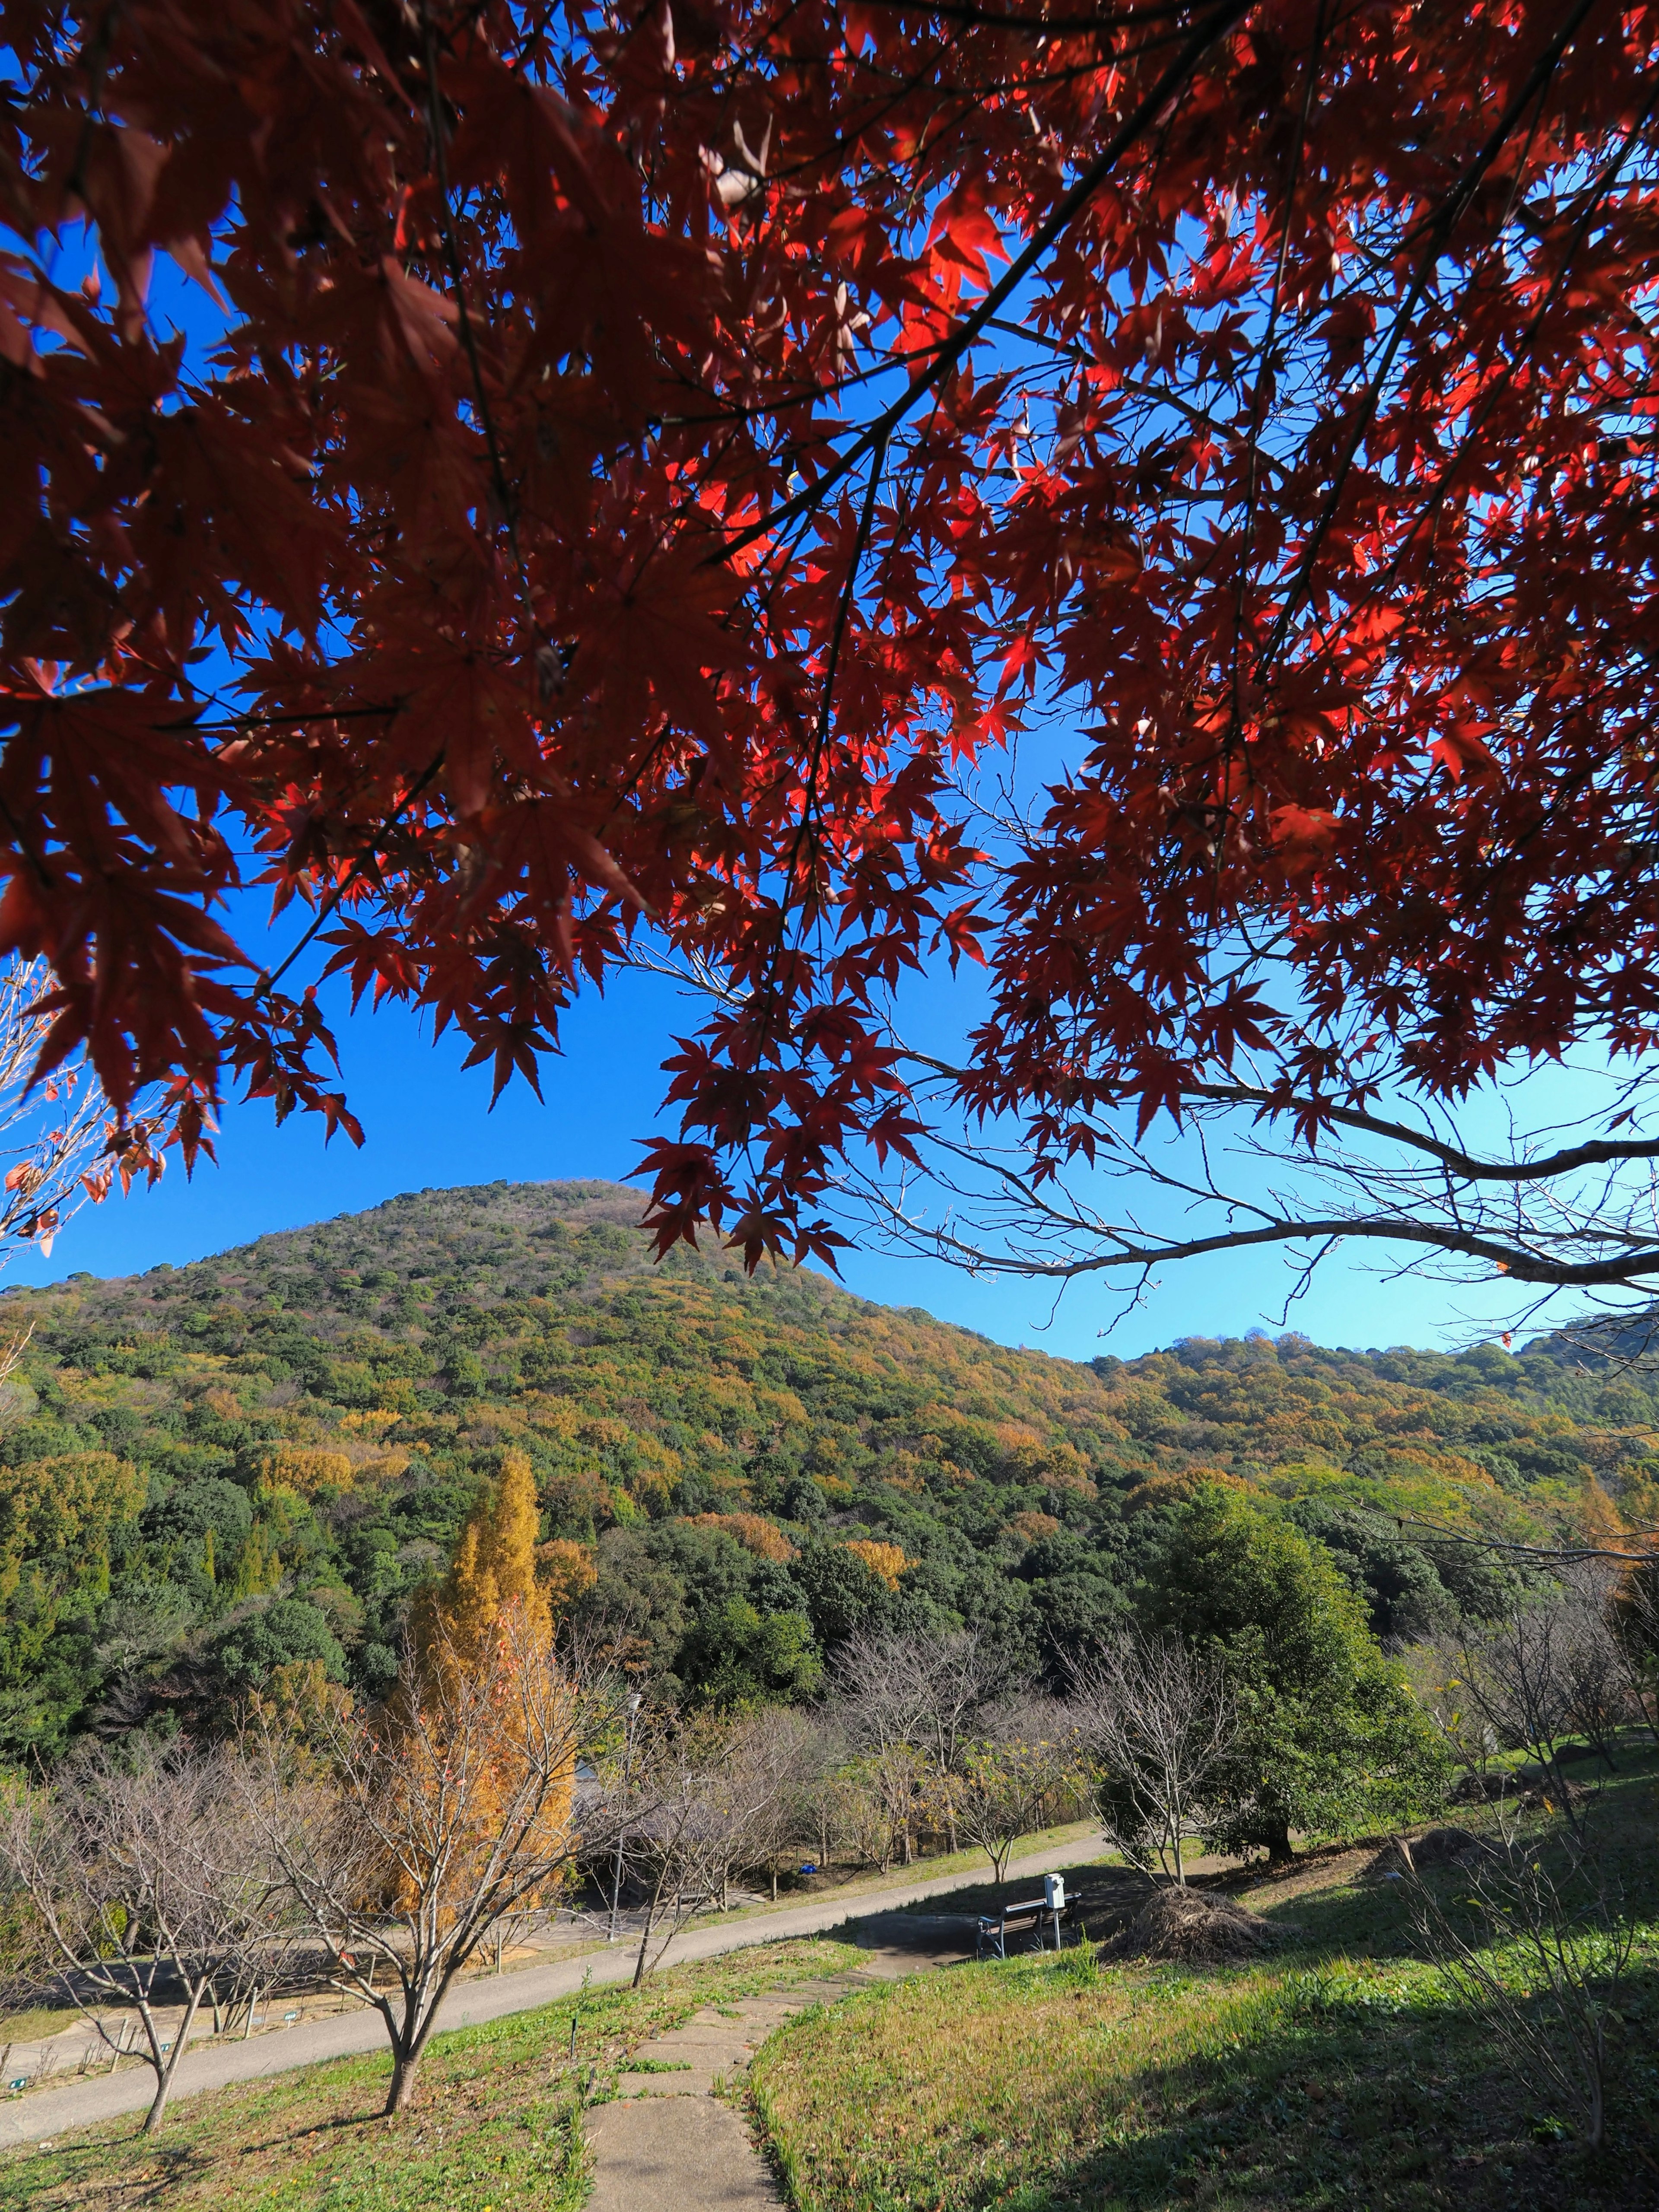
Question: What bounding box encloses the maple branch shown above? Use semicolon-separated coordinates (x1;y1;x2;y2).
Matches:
257;754;446;998
845;1040;1659;1305
1176;1082;1659;1185
867;1174;1659;1290
1255;0;1605;674
721;0;1253;561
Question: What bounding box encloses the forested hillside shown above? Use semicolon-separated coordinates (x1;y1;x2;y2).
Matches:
0;1180;1650;1763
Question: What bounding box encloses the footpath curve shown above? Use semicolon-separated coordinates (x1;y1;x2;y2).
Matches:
0;1830;1104;2149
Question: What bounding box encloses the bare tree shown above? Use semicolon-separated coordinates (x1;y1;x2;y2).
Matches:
1557;1568;1638;1767
0;1743;290;2133
953;1704;1081;1884
723;1703;823;1902
247;1614;629;2113
808;1745;903;1874
0;954;165;1267
794;1710;853;1873
1405;1634;1504;1784
834;1629;1013;1770
1452;1604;1574;1784
1069;1634;1236;1886
833;1629;1020;1849
1611;1559;1659;1742
620;1716;788;1984
1449;1590;1628;1821
1407;1817;1636;2150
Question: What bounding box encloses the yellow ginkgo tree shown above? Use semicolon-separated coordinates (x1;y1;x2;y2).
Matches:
251;1452;628;2113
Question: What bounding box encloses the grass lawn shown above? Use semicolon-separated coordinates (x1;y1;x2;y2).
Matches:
751;1760;1659;2212
0;1937;867;2211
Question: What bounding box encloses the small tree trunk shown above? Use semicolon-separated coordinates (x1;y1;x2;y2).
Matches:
771;1867;778;1903
143;2069;174;2135
1264;1818;1293;1866
141;1986;203;2136
632;1866;668;1989
385;2049;423;2113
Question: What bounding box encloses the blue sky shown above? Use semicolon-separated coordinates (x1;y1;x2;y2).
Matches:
2;933;1535;1363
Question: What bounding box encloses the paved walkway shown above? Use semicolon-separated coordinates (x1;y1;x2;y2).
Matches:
0;1831;1103;2148
587;1944;951;2212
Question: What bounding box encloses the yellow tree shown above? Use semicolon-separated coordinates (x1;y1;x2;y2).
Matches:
252;1611;626;2112
421;1450;551;1682
246;1449;632;2115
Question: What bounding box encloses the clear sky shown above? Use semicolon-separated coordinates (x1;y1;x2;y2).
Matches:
2;931;1537;1363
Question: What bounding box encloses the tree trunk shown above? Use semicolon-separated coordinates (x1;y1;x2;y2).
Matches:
143;2069;173;2135
632;1866;667;1989
1264;1819;1294;1866
140;2046;176;2133
385;2049;423;2113
140;1985;203;2136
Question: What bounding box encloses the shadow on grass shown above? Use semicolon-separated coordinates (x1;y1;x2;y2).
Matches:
1256;1873;1425;1964
1014;1956;1659;2212
876;1860;1154;1928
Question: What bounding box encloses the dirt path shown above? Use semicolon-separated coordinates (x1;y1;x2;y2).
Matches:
0;1831;1103;2149
585;1942;962;2212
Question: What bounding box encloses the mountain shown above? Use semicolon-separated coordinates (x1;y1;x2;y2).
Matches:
0;1179;1651;1761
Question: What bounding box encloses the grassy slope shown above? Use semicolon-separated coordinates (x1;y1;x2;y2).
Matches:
753;1762;1659;2212
3;1178;1658;1745
3;1938;867;2212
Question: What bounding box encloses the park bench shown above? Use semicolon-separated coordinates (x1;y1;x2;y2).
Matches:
976;1874;1071;1960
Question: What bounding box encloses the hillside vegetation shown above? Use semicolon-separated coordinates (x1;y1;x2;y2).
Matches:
0;1180;1650;1761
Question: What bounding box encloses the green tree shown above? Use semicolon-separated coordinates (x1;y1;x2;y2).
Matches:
678;1600;821;1710
794;1542;900;1648
1143;1485;1448;1862
208;1598;346;1691
0;1452;143;1758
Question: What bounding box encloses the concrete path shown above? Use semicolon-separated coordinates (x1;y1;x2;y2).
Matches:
587;1945;953;2212
0;1830;1103;2148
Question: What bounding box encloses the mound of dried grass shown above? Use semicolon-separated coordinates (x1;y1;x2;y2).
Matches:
1095;1884;1282;1964
1364;1825;1494;1881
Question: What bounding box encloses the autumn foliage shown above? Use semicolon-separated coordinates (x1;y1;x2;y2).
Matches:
420;1445;552;1680
5;3;1659;1265
842;1537;909;1590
